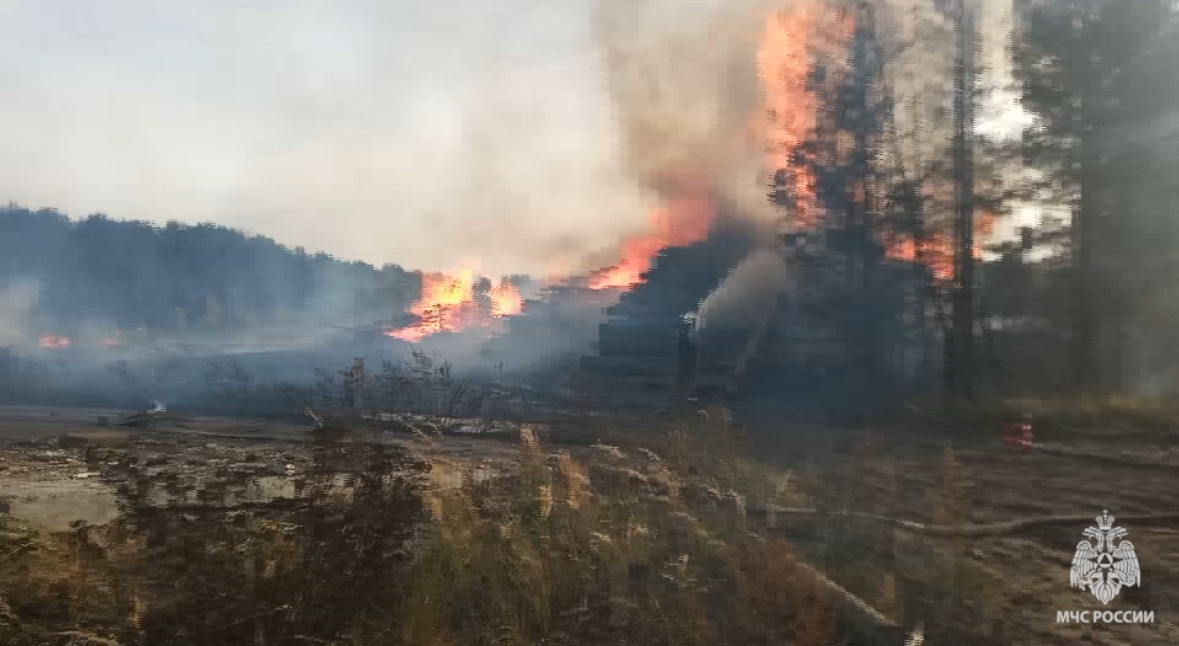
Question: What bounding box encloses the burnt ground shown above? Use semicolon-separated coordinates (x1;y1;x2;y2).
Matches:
1;405;1177;645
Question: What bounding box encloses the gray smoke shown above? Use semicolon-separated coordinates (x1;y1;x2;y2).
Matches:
0;278;40;346
593;0;786;228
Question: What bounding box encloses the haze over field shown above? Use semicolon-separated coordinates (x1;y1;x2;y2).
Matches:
0;0;702;276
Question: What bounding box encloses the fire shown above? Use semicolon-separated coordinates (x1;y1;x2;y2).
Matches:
387;269;476;342
884;213;998;283
586;221;668;290
494;4;820;295
756;0;843;230
387;1;985;335
386;270;523;342
489;278;523;317
39;334;71;348
589;171;714;290
884;234;956;282
758;2;999;288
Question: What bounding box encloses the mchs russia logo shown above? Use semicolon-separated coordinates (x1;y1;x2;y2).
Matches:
1070;510;1140;605
1056;510;1154;626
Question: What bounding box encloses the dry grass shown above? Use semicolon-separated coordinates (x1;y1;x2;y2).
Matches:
0;411;941;646
397;414;835;646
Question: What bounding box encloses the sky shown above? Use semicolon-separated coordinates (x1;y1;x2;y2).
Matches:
0;0;1025;276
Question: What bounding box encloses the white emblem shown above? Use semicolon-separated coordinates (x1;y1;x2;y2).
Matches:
1070;510;1140;605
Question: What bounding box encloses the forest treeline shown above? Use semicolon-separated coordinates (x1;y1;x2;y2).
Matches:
1012;0;1179;394
864;0;1179;398
0;206;421;335
976;0;1179;395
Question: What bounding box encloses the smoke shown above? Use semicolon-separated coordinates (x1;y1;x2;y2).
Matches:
593;0;809;344
0;278;40;346
593;0;783;231
0;1;633;278
0;0;797;280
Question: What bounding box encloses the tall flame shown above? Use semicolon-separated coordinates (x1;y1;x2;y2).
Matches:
759;3;997;285
583;2;829;291
758;1;820;228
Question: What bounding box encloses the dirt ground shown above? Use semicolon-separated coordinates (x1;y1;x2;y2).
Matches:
0;405;520;531
749;421;1179;645
930;441;1179;645
1;405;1177;645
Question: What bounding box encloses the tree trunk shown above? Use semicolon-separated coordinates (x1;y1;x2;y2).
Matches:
950;0;977;400
1074;9;1103;393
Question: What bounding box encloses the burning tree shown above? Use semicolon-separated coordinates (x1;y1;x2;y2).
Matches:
387;271;524;343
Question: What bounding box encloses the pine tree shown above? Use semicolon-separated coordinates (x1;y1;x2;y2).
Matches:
1016;0;1178;392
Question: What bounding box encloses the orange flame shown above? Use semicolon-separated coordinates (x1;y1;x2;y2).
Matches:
884;213;998;283
387;269;476;342
756;0;855;231
884;235;956;282
758;2;999;288
758;2;821;228
589;171;714;290
387;270;523;342
489;278;523;317
39;334;71;349
588;3;837;291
